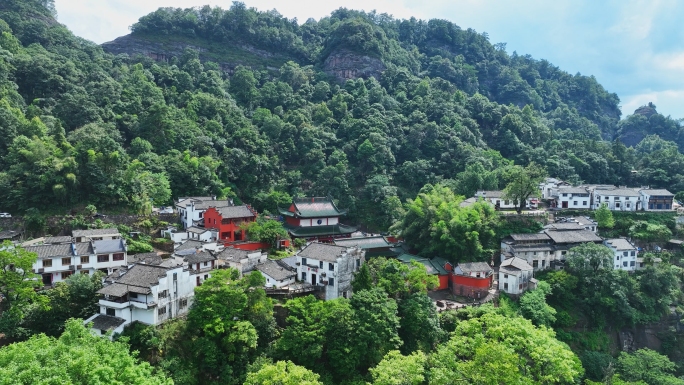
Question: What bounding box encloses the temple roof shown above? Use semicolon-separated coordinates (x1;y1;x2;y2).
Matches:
279;196;347;218
284;223;357;238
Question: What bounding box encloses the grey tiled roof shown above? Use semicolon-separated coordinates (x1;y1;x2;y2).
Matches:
43;236;73;244
334;236;390;249
175;240;205;251
456;262;493;274
193;200;232;210
215;205;255;219
184;251;215;264
72;228;120;238
605;238;636;251
90;314;126;331
641;189;673;196
187;226;208;234
113;264;169;289
557;187;589;195
570;217;596;226
0;230;22;240
501;257;533;271
595;188;641;197
93;239;126;254
129;252;164;265
216;247;251;262
298;242;349;262
509;233;551;242
256;259;296;281
544;229;602;244
475;190;504;198
25;243;93;260
544;223;585;231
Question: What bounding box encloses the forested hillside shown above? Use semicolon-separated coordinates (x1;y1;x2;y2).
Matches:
0;0;683;228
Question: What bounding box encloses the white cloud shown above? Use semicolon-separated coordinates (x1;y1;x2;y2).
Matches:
621;90;684;118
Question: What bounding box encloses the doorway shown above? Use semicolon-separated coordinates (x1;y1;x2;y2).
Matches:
311;273;317;285
562;201;568;208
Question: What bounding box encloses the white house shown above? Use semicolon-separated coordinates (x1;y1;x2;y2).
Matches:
296;243;365;300
498;257;535;296
604;238;638;271
639;189;675;211
187;226;215;242
256;259;297;288
182;251;218;286
175;196;233;229
592;187;641;211
539;178;569;200
474;190;531;210
26;239;128;286
84;263;197;337
551;187;590;209
161;226;189;244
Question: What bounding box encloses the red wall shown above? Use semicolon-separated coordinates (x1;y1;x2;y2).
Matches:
204;207;254;242
437;275;449;290
451;274;492;288
229;241;269;250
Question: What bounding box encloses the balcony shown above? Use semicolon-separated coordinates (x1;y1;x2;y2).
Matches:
99;297;130;309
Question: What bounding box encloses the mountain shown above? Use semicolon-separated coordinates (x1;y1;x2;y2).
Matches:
0;0;683;227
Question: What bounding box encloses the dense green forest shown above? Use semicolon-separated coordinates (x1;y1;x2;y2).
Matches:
0;0;683;230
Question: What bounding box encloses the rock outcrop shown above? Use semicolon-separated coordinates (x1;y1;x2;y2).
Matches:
323;48;385;82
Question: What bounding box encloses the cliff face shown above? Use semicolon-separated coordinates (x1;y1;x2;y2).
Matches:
323;48;385;82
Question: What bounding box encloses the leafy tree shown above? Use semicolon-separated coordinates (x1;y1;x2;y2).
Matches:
0;319;172;384
350;288;402;370
370;350;427;385
566;242;613;273
393;184;500;263
502;162;546;214
628;221;672;244
519;281;556;327
0;241;47;338
616;349;684;385
242;216;289;249
357;257;438;299
595;203;615;228
244;360;322;385
398;292;444;354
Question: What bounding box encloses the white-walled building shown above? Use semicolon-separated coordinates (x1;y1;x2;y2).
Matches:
216;247;268;275
72;228;121;243
591;187;641;211
539;178;570;200
474;190;531;210
296;243;365;300
639;189;675;211
604;238;638;271
551;187;591;209
84;263;197;337
175;196;233;229
498;257;535;296
26;239;128;286
256;259;297;288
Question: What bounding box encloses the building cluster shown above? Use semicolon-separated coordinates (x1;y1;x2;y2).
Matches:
539;178;675;211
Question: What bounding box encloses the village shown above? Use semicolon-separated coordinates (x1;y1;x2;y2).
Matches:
0;177;678;338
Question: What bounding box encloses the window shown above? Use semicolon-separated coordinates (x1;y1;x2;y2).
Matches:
504;200;510;205
180;298;188;308
503;274;508;279
616;203;621;208
573;201;578;205
97;255;109;263
627;203;631;208
329;263;334;271
204;274;208;280
203;262;208;267
533;260;539;268
615;197;621;200
301;257;307;266
356;259;361;269
62;257;71;266
623;262;628;267
504;283;509;290
62;271;72;279
342;291;348;299
158;290;168;299
113;253;124;261
328;277;335;286
562;193;568;197
631;251;635;256
630;261;635;267
561;251;567;255
623;251;628;256
106;308;115;316
43;259;52;268
158;307;167;316
666;204;671;209
583;201;587;206
80;270;89;274
301;272;306;280
519;284;522;290
616;256;620;261
317;219;323;225
80;256;89;264
542;260;546;267
319;261;323;268
129;293;138;298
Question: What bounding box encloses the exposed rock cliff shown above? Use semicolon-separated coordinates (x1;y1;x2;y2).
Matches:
323;48;385;82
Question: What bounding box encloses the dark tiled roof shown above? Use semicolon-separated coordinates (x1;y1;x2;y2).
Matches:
510;233;551;242
569;217;596;226
216;247;251;262
500;257;533;272
184;251;215;264
475;190;504;198
605;238;636;250
557;187;589;195
256;259;296;281
596;188;641;197
396;253;448;275
215;205;255;219
129;252;164;265
75;242;95;255
284;223;357;237
193;200;233;210
113;264;169;289
334;236;390;249
456;262;493;274
279;256;298;269
281;197;346;218
72;228;120;238
187;226;208;234
25;244;73;260
641;189;674;196
90;314;126;331
44;236;73;244
0;230;22;240
93;239;126;254
544;229;602;244
298;242;349;262
175;240;205;251
544;223;585;231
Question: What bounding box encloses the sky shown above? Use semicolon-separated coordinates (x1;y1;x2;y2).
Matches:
53;0;684;120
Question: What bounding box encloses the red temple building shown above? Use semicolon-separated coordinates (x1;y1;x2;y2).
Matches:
204;205;257;243
278;196;356;241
